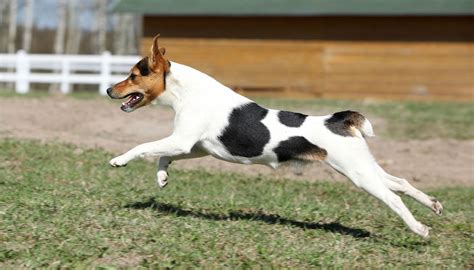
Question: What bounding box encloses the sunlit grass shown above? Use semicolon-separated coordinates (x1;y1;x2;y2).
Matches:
0;139;472;268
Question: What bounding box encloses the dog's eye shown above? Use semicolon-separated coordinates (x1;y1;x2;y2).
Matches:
130;74;137;81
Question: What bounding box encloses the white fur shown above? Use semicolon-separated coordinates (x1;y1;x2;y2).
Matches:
110;61;442;238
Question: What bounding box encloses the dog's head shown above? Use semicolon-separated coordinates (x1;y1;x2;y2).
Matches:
107;34;170;112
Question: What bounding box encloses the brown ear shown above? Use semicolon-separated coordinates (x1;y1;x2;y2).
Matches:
148;34;164;71
159;47;166;55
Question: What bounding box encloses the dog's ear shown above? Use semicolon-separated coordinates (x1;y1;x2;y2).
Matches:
148;34;167;72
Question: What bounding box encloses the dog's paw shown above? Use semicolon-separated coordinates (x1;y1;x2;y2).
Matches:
157;171;168;188
109;155;128;167
416;223;431;239
431;199;443;216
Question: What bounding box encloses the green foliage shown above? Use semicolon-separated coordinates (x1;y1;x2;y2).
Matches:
0;139;472;268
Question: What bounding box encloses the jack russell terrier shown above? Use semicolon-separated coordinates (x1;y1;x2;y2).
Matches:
107;34;443;238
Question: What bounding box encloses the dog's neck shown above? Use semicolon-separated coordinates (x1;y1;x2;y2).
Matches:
155;61;225;112
154;62;190;111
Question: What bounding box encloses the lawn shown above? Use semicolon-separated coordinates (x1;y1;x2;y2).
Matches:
0;139;472;268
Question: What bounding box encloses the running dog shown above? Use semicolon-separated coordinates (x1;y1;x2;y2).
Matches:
107;34;443;238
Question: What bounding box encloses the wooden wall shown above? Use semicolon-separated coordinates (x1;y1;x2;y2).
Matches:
142;16;474;101
321;42;473;101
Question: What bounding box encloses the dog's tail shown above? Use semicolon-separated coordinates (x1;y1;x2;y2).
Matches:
325;110;375;138
359;117;375;138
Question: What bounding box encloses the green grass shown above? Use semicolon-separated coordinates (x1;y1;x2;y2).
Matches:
0;139;472;268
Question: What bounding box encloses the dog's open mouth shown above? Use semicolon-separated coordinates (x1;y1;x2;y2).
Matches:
120;93;144;112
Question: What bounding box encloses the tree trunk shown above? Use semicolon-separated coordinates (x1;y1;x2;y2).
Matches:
134;14;143;55
8;0;17;54
22;0;34;52
114;13;129;55
66;0;83;54
0;1;9;52
6;0;17;89
112;14;122;54
125;15;135;54
50;0;67;92
54;0;67;54
114;14;142;55
96;0;107;53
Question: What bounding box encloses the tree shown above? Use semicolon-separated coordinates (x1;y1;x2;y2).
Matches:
8;0;17;54
113;13;142;55
50;0;67;92
0;1;9;52
53;0;67;54
114;13;132;55
66;0;83;54
93;0;107;53
22;0;34;52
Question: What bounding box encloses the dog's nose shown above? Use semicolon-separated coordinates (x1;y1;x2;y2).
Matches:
106;87;113;96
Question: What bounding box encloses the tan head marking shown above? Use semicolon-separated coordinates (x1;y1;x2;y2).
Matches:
107;33;171;112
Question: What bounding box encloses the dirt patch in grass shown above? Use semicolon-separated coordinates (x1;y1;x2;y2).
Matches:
0;96;472;187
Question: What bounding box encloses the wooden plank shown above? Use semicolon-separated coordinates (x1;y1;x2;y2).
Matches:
143;16;474;42
323;55;473;72
144;37;323;88
321;91;473;101
236;87;322;99
324;71;474;85
237;87;472;101
323;83;474;95
323;42;474;56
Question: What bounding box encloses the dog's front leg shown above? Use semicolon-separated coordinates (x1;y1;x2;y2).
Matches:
156;156;172;188
157;150;208;188
109;136;193;167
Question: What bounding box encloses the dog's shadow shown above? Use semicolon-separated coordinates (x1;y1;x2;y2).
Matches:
124;197;371;239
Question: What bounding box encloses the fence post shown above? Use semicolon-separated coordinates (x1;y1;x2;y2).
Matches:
60;58;70;94
99;51;111;95
15;50;29;93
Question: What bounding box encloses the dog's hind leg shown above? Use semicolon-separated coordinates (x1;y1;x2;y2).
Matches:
376;165;443;215
327;157;430;238
156;150;208;188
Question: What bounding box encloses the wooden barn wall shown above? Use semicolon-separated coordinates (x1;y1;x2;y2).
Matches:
142;16;474;101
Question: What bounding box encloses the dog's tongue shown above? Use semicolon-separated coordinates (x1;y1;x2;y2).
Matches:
121;93;141;111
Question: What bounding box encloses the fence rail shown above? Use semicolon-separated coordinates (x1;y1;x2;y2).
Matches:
0;51;140;95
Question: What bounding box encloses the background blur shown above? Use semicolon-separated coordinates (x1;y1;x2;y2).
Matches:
0;0;473;100
0;0;142;55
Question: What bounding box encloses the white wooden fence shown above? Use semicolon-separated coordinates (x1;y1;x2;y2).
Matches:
0;50;140;95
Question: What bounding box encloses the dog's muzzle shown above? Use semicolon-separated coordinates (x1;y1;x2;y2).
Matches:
106;87;113;97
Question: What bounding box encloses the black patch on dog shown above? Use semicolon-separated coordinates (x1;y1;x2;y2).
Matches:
324;110;364;137
278;110;307;127
136;58;150;76
219;103;270;158
274;136;327;162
